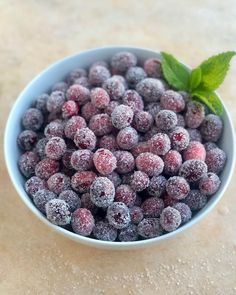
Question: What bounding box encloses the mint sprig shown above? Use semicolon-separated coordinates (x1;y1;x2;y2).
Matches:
160;51;236;116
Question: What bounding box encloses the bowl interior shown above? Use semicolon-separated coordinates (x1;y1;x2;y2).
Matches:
4;46;235;249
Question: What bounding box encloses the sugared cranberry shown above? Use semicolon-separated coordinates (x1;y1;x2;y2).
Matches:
173;203;192;224
89;65;111;86
58;190;81;212
70;149;94;171
25;176;46;197
17;130;38;151
200;114;223;142
125;66;147;88
33;189;56;214
187;128;202;142
46;91;65;113
74;127;96;150
138;218;163;238
160;206;181;232
185;101;205;128
129;206;144;224
44;121;64;138
179;159;207;182
205;148;226;174
89;114;113;137
111;105;134;129
155;110;177;131
81;102;100;121
147;175;167;197
114;150;135;174
66;85;90;105
163;150;182;175
111;51;137;74
91;87;110;109
66;68;87;85
183;141;206;161
22;108;43;131
99;134;118;151
166;176;190;200
122;90;144;113
61;100;79;119
93;148;117;175
184;190;207;211
51;81;69;93
144;58;162;78
141;197;164;217
150;133;171;155
71;171;96;193
90;177;115;208
136;78;165;102
45;137;66;160
118;224;138;242
64;116;87;139
133;111;153;132
102;76;125;100
93;221;117;241
130;171;150;192
35;93;49;114
136;152;164;177
18;151;39;177
115;184;136;207
71;208;94;236
160;90;185;113
199;172;221;196
169;127;190;151
107;202;131;229
116;127;139;150
47;173;70;194
35;158;59;179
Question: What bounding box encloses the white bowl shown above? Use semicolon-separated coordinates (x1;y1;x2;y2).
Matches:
4;46;235;249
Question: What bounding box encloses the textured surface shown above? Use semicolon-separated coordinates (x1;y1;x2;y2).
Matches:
1;1;236;294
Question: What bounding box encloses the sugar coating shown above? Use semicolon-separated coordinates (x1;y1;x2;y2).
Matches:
122;90;144;113
129;206;144;224
62;100;79;119
45;137;66;160
179;159;207;182
106;171;122;188
35;138;48;159
116;126;139;150
114;151;135;174
18;151;39;178
150;133;171;155
136;78;165;102
70;150;94;171
98;134;118;151
44;121;64;138
163;150;182;175
58;190;80;212
183;141;206;161
133;111;153;132
33;189;56;214
200;114;223;142
141;197;164;218
90;177;115;208
107;202;131;229
199;172;221;196
93;221;117;241
51;81;69;93
66;85;90;105
125;66;147;88
166;176;190;200
35;93;49;114
147;175;166;197
74;127;96;150
185;101;205;128
138;218;163;239
64;116;87;139
71;208;94;236
160;206;181;232
173;202;192;224
46;199;71;225
144;58;162;78
25;176;46;197
111;51;137;74
46;91;65;113
184;190;207;211
160;90;185;113
205;148;226;174
187;128;202;142
155;110;178;131
115;184;136;207
35;158;59;180
91;87;110;109
145;102;161;119
93;148;117;175
89;114;113;137
66;68;87;85
130;171;150;192
71;171;96;193
17;130;38;151
111;104;134;129
89;65;111;86
119;224;139;242
22;108;43;131
102;76;126;100
47;173;71;194
136;152;164;177
81;102;100;121
169;126;190;151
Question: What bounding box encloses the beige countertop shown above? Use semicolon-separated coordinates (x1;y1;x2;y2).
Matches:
0;1;236;294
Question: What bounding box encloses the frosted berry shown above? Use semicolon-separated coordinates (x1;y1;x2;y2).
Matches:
70;149;94;171
138;218;163;239
136;78;165;102
200;114;223;142
81;102;100;121
111;51;137;74
66;68;87;85
62;149;75;170
17;130;38;151
90;177;115;208
204;142;218;152
145;102;161;119
131;141;150;158
51;81;69;93
129;206;144;224
44;121;64;138
91;87;110;109
169;127;190;151
89;114;113;136
184;190;207;211
163;150;182;175
18;151;39;177
71;171;96;193
89;65;111;86
64;116;87;139
144;58;162;78
47;173;70;194
33;189;56;213
45;137;66;160
199;172;221;196
185;101;205;128
35;93;49;113
205;148;226;174
46;91;65;113
166;176;190;200
122;90;144;113
173;203;192;224
25;176;46;197
74;127;96;150
114;150;135;174
22;108;43;131
111;105;134;129
118;224;138;242
107;202;131;229
141;197;164;217
160;90;185;113
104;101;120;116
93;148;117;175
71;208;94;236
187;128;202;142
35;158;59;179
62;100;78;119
155;110;177;131
136;152;164;177
115;184;136;207
102;76;125;100
183;141;206;161
162;193;178;207
160;206;181;232
125;66;147;88
74;77;90;88
58;190;80;212
130;171;150;192
112;75;128;88
133;111;153;132
116;127;139;150
106;171;121;188
147;175;167;197
66;85;90;105
176;114;186;127
93;221;117;241
150;133;171;155
99;134;118;151
179;159;207;182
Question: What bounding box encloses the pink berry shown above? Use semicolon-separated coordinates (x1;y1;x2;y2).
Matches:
51;81;69;93
184;190;207;211
89;65;111;86
35;158;59;179
115;184;136;207
129;206;144;224
125;66;147;88
22;108;43;131
200;114;223;142
17;130;38;151
35;93;49;113
44;121;64;138
173;203;192;224
90;177;115;208
33;189;56;213
183;141;206;161
205;148;226;174
199;172;221;196
62;149;75;170
64;116;87;139
93;221;117;241
138;218;163;238
131;141;150;157
61;100;79;118
169;127;190;151
91;87;110;109
25;176;46;197
71;171;96;193
185;101;205;128
187;128;202;142
166;176;190;200
118;224;139;242
71;150;94;171
111;51;137;74
122;90;144;113
104;101;120;116
116;127;139;150
136;78;165;102
160;90;185;113
147;175;167;197
66;68;87;85
74;127;96;150
114;150;135;174
106;171;121;188
111;105;134;129
150;133;171;155
179;160;207;182
89;114;113;136
71;208;94;236
81;102;100;121
99;134;118;151
59;190;81;212
144;58;162;78
66;85;90;105
130;171;150;192
141;197;164;217
47;173;71;194
155;110;177;131
102;76;125;100
136;152;164;177
46;91;65;113
93;148;117;175
163;150;182;175
133;111;153;132
18;151;39;177
160;206;181;232
45;137;66;160
107;202;131;229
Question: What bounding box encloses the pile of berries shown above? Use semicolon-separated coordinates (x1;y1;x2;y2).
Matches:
18;51;225;242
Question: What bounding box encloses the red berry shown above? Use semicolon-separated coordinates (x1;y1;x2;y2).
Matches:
66;68;87;85
129;206;144;224
144;58;162;78
160;206;181;232
89;114;113;137
199;172;221;196
81;102;100;121
155;110;177;131
200;114;223;142
184;190;207;211
74;127;96;150
150;133;171;155
71;150;94;171
59;190;81;212
104;101;120;116
91;87;110;109
47;173;71;194
114;150;135;174
160;90;185;113
71;208;94;236
116;127;139;150
35;138;48;159
185;101;205;128
111;51;137;74
102;76;125;100
138;218;163;238
33;189;56;213
205;148;226;174
99;134;118;151
136;152;164;177
35;158;59;180
89;65;111;86
81;192;98;214
66;85;90;105
183;141;206;161
90;177;115;208
118;224;138;242
147;175;167;197
44;121;64;138
173;203;192;224
62;149;75;169
22;108;43;131
141;197;164;217
169;127;190;151
18;151;39;177
93;148;117;175
62;100;78;118
125;66;147;88
107;202;131;229
111;105;134;129
122;90;144;113
25;176;47;197
17;130;38;151
47;91;65;113
93;221;117;241
115;184;136;207
131;141;150;157
163;150;182;175
130;171;150;192
166;176;190;200
133;111;153;132
45;137;66;160
71;171;96;193
136;78;165;102
179;160;207;182
64;116;87;139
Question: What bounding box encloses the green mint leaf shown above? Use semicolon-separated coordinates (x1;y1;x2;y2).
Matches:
199;51;236;90
161;52;190;91
188;67;201;92
191;89;223;116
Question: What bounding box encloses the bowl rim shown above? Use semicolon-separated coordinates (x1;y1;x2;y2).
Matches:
4;45;236;249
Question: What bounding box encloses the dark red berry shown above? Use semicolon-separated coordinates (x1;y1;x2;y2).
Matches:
70;149;94;171
93;148;117;175
147;175;167;197
64;116;87;139
183;141;206;161
199;172;221;196
205;148;226;174
18;151;39;177
89;65;111;86
33;189;56;213
163;150;182;175
111;105;134;129
93;221;117;241
71;208;94;236
130;171;150;192
47;172;71;194
118;224;138;242
71;171;96;193
160;90;185;113
115;184;136;207
144;58;162;78
179;159;207;182
136;152;164;177
184;190;207;211
173;203;192;224
150;133;171;156
169;127;190;151
44;121;64;138
62;100;79;119
89;114;113;137
160;206;181;232
136;78;165;102
166;176;190;200
125;66;147;88
74;127;96;150
185;101;205;128
111;51;137;74
35;158;59;180
155;110;177;131
200;114;223;142
141;197;164;217
25;176;47;197
116;127;139;150
45;137;66;160
122;90;144;113
114;150;135;174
